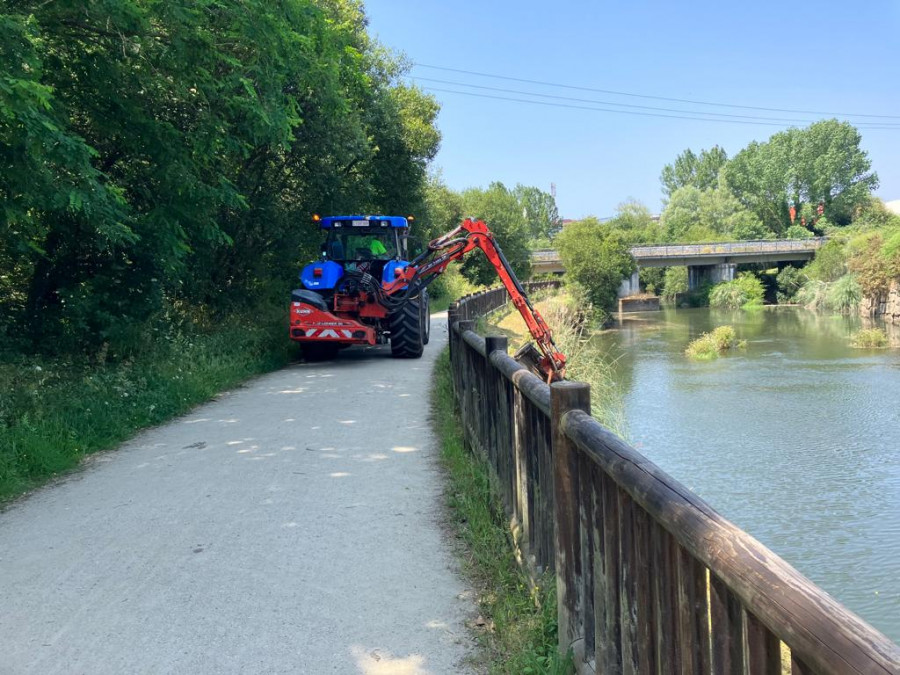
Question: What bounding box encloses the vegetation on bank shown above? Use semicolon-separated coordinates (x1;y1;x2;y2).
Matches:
481;292;625;435
431;350;572;674
685;325;745;360
0;314;290;502
708;273;765;310
775;199;900;312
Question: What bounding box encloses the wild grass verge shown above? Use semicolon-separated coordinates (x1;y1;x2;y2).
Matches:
0;311;292;502
431;349;572;674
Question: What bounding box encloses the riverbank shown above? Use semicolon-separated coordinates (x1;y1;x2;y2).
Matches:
0;312;292;503
430;349;571;674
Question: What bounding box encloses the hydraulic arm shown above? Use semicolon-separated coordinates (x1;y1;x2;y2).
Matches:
388;219;567;382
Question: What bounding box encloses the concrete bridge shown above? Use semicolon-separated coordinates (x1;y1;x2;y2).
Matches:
532;238;827;293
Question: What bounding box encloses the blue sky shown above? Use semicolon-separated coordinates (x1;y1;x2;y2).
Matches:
364;0;900;219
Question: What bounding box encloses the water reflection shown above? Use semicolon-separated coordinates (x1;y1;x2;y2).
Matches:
595;306;900;642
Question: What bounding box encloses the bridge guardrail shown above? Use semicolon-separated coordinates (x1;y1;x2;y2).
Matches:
632;237;828;259
533;238;828;264
447;287;900;675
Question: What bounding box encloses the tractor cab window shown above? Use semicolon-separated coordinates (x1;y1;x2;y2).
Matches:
325;230;399;261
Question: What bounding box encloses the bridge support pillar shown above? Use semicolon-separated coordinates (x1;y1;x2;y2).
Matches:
688;263;736;290
618;269;641;298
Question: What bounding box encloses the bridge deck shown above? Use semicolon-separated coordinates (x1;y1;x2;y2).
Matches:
533;238;826;271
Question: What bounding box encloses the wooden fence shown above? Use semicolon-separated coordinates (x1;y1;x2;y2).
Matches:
447;287;900;675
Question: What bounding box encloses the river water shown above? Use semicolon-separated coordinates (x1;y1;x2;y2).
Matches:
595;306;900;643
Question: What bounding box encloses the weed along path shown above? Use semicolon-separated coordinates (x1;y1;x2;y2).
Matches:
0;314;477;674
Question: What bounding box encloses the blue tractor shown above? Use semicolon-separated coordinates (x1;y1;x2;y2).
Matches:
290;215;430;360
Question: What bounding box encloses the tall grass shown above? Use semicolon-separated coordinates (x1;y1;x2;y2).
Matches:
431;350;572;674
685;325;744;360
796;274;862;313
482;293;625;435
0;311;291;501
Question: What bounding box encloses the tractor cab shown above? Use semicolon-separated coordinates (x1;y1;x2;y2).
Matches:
317;215;411;280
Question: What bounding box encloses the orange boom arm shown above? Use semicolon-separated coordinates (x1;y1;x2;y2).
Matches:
385;218;566;382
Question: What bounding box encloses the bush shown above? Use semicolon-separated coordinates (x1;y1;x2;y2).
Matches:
709;273;765;309
785;224;815;240
827;274;862;313
852;328;888;348
805;239;847;282
796;279;830;311
776;266;806;303
555;218;635;311
685;325;743;360
428;265;481;308
639;267;665;294
662;267;688;300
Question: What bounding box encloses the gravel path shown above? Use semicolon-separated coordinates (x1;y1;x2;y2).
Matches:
0;314;476;674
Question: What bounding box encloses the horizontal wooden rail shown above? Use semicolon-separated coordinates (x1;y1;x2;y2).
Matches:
447;284;900;675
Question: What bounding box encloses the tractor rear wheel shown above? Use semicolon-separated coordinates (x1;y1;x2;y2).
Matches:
389;296;425;358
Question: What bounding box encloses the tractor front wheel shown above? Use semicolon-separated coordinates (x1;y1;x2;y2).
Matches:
389;296;425;358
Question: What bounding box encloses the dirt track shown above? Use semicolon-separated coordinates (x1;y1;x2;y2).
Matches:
0;314;476;674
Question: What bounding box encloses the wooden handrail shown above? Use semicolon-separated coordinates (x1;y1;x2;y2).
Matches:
448;283;900;674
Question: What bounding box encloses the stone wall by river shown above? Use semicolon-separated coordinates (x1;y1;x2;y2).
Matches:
861;279;900;324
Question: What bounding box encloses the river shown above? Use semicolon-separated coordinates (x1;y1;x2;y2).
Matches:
596;306;900;643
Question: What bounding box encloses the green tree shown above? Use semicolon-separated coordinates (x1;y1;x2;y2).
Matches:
660;186;768;241
0;0;441;355
555;218;635;311
459;182;532;285
660;146;728;198
662;267;688;300
513;185;560;241
722;120;878;234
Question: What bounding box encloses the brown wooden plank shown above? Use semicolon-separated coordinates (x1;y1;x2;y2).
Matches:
710;572;745;675
550;382;590;653
593;461;608;669
633;505;655;674
581;455;597;661
618;487;639;674
676;549;710;675
651;523;677;675
791;652;817;674
745;611;781;675
599;471;623;673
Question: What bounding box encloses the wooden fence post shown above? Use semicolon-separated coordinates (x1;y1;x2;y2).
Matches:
447;302;458;368
551;381;591;662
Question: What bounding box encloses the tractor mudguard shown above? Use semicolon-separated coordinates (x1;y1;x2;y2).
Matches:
301;260;343;291
381;260;410;286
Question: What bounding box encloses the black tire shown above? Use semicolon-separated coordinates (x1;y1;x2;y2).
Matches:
302;342;340;361
421;289;431;345
389;295;425;358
